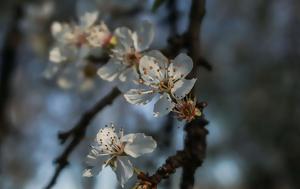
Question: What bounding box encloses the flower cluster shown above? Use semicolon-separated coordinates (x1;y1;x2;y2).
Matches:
47;11;203;122
49;11;112;63
45;11;113;90
47;10;206;188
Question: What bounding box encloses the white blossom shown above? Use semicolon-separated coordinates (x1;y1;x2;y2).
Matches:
86;22;113;47
49;47;67;63
49;11;111;63
124;51;196;117
46;11;111;90
97;20;154;86
83;124;157;187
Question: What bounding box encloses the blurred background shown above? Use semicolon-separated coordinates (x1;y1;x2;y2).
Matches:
0;0;300;189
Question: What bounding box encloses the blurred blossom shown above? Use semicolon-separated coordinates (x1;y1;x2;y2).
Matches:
97;20;154;89
45;11;111;91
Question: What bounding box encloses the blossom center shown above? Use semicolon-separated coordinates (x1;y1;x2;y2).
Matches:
158;79;174;93
124;52;141;66
174;99;201;122
114;143;125;156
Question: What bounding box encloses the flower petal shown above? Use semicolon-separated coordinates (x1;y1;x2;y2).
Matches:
123;133;157;158
115;156;134;187
114;27;134;52
168;53;193;80
139;55;167;85
117;68;139;92
86;22;111;47
83;157;107;177
80;11;98;28
97;58;125;81
153;93;175;117
51;22;62;37
124;88;155;105
171;78;196;99
83;148;108;177
49;47;67;63
119;67;139;82
57;77;73;89
133;20;154;52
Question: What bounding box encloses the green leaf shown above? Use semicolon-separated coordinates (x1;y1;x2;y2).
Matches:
152;0;167;12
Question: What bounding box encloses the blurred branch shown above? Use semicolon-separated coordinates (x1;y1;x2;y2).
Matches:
185;0;211;73
0;4;23;137
0;4;23;174
44;87;121;189
161;0;212;71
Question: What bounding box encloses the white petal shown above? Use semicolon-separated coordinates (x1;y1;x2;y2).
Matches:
117;67;139;92
83;154;107;177
122;133;157;158
57;77;73;89
124;88;155;105
168;53;193;80
87;23;111;47
80;11;98;28
145;50;168;67
83;165;103;177
83;168;95;177
133;20;154;52
139;55;166;85
115;156;134;187
82;160;103;177
51;22;62;36
114;27;134;52
171;78;196;99
49;47;67;63
97;58;125;81
153;93;175;117
118;67;139;82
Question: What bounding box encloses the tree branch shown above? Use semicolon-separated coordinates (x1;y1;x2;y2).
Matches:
44;87;121;189
136;0;209;188
136;104;208;189
180;0;208;188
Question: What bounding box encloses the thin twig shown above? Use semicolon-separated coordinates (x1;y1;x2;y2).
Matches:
44;88;121;189
136;106;209;189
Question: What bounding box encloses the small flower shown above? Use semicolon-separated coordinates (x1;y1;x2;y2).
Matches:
51;11;99;48
46;11;111;91
49;11;112;64
124;51;196;117
173;97;202;122
133;181;155;189
83;124;157;187
49;47;67;63
97;20;154;85
86;21;113;48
